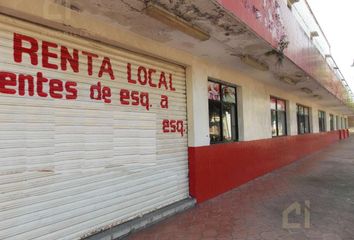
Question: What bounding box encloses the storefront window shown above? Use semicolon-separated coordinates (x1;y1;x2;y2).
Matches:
297;104;311;134
208;81;237;144
318;111;326;132
329;114;334;131
270;97;287;137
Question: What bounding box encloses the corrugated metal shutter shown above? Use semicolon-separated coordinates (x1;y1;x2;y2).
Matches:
0;16;188;240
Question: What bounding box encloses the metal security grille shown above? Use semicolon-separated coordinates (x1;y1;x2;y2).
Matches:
0;15;188;240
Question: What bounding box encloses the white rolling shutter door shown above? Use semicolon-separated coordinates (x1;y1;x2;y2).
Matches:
0;16;188;240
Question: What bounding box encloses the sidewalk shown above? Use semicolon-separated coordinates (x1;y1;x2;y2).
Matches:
128;137;354;240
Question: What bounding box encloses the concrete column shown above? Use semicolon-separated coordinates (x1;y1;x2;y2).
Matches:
336;115;339;130
186;63;210;147
311;108;318;133
326;113;331;131
349;116;354;131
288;101;298;135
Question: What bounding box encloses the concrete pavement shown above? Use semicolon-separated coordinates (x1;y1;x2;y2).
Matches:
127;137;354;240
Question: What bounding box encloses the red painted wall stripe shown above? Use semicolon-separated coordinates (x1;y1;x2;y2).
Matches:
189;131;345;203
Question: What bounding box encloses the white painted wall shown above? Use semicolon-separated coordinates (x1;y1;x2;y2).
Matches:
184;59;346;143
326;113;331;131
288;101;298;135
312;108;319;133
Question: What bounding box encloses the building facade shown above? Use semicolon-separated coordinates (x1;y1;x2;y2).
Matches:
0;0;352;239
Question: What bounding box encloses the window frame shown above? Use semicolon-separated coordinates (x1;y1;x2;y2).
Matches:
208;79;238;144
318;110;326;132
270;96;288;137
297;104;311;134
